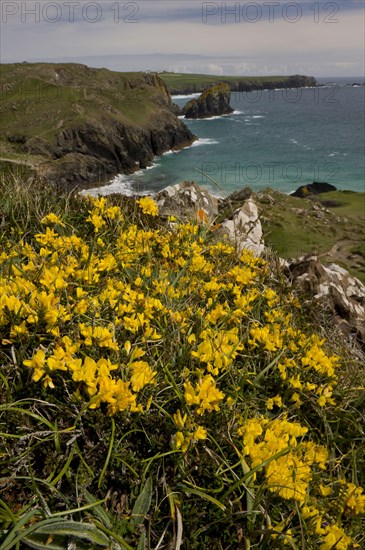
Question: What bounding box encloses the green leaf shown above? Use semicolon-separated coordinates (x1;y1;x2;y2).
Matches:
180;485;226;511
34;520;110;546
2;517;112;549
0;509;41;550
252;350;284;387
136;527;146;550
98;417;115;490
84;489;113;529
22;533;94;550
130;477;153;529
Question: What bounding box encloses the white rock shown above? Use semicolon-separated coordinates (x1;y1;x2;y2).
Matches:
221;199;264;256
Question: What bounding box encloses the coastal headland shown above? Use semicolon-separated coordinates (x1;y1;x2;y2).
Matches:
0;64;316;188
0;63;196;188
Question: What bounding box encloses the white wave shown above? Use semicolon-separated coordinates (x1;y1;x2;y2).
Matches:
232;110;245;115
190;138;219;147
201;115;226;120
178;115;185;119
251;115;265;119
80;174;142;197
190;112;238;121
172;93;200;99
79;165;170;197
289;138;313;150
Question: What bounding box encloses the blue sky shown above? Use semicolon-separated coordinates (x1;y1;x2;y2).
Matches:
1;1;364;76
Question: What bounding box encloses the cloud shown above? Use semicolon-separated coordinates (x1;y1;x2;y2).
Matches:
1;1;364;76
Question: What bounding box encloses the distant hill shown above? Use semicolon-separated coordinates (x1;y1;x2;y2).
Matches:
159;73;317;95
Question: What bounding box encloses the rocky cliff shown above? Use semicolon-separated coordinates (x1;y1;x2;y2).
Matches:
0;63;196;188
182;83;234;119
232;74;317;93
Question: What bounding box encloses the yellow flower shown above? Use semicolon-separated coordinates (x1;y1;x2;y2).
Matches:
291;392;302;405
173;410;187;430
40;266;67;291
319;484;332;496
41;213;65;227
320;523;353;550
248;323;283;352
175;431;185;449
43;375;55;389
192;426;207;441
317;395;327;407
137;196;159;216
344;483;365;515
184;375;225;415
266;453;311;502
86;213;107;233
23;349;46;382
130;361;157;392
266;395;282;410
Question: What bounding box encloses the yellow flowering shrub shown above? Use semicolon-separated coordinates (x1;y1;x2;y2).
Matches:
0;192;363;549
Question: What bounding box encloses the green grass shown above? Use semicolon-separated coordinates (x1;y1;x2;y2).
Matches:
252;189;365;283
315;190;365;218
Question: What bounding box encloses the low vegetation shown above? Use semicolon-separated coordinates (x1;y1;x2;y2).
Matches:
0;173;364;549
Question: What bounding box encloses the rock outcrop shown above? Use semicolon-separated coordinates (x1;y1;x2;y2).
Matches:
291;182;337;198
155;181;219;221
154;182;264;255
182;83;234;119
220;199;264;256
286;256;365;346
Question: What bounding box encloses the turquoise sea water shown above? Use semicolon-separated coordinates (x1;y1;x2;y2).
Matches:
86;77;365;197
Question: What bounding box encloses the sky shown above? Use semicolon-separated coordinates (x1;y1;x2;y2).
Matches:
1;0;364;76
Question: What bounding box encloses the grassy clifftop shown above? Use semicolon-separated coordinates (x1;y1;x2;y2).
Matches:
1;63;166;144
0;63;195;187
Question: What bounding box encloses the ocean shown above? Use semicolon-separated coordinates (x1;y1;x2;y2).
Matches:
84;77;365;198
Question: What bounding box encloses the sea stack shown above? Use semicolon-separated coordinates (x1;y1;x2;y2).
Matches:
183;83;234;119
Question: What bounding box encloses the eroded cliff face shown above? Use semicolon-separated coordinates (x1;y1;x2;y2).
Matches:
27;112;195;188
183;83;234;119
1;63;196;188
